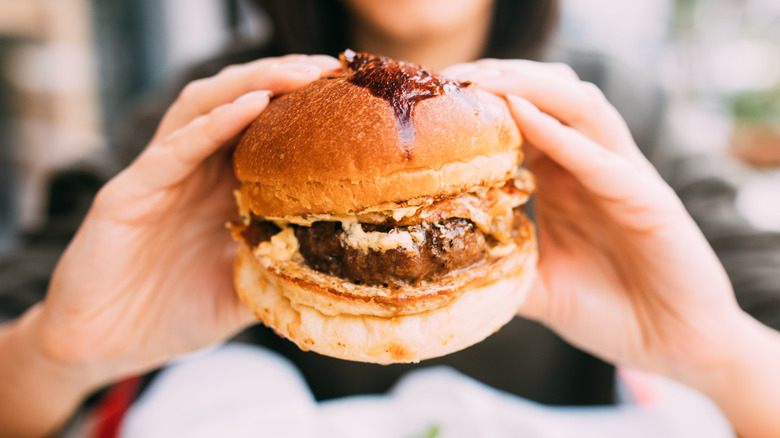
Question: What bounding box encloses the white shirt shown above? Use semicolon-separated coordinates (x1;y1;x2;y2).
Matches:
122;344;733;438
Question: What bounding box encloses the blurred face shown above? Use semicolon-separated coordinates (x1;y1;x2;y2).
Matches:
341;0;495;43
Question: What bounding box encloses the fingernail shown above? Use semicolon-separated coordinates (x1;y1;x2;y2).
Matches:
308;55;342;68
236;90;272;103
464;68;502;80
273;62;320;74
440;63;478;78
507;95;539;114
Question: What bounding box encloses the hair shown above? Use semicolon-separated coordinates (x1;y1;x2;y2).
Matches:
256;0;559;61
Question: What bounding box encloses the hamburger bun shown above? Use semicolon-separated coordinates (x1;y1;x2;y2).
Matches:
232;50;536;364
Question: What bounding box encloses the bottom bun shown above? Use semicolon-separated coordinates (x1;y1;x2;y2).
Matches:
235;225;537;364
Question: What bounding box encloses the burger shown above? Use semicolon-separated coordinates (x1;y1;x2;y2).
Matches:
230;50;537;364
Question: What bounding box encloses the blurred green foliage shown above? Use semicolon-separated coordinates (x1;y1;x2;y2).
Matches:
408;424;440;438
730;87;780;125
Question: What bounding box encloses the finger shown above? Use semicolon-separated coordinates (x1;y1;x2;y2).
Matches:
461;69;638;159
441;59;578;82
507;95;656;204
440;62;499;81
443;59;628;152
219;242;261;330
474;58;580;81
156;55;340;140
124;90;271;196
439;62;479;78
516;233;554;324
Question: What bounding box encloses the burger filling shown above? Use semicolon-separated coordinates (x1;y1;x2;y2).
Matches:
234;170;534;287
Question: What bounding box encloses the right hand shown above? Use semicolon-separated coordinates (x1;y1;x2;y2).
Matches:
442;59;741;381
444;58;780;438
28;54;341;389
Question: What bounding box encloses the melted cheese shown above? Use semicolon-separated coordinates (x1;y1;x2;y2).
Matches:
264;206;422;227
513;167;535;192
339;218;424;252
487;242;517;258
390;206;423;222
234;191;251;225
253;227;299;261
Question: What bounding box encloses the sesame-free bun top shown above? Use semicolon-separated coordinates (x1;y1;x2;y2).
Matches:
233;51;522;217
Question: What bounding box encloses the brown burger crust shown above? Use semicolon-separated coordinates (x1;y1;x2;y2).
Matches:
234;218;536;364
233;73;522;217
232;52;536;364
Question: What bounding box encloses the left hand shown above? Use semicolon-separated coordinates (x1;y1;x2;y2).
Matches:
35;55;341;386
441;59;743;381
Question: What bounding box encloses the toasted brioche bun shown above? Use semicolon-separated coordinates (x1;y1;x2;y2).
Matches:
235;215;536;364
233;67;522;217
232;52;536;364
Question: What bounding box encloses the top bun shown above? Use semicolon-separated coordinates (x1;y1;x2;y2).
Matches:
234;51;522;217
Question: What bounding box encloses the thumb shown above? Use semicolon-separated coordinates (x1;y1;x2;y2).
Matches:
516;223;555;324
517;271;550;324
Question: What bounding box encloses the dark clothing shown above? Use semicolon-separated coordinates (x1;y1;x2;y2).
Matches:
2;44;780;413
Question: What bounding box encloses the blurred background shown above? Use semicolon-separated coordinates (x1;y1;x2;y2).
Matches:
0;0;779;255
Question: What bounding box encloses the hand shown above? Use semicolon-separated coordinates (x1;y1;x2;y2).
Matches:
32;54;341;387
446;60;780;438
442;60;743;379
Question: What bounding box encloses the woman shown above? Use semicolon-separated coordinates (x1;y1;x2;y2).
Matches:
1;0;779;436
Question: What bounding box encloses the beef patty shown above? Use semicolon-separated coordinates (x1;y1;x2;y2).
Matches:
241;217;490;286
297;218;487;285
